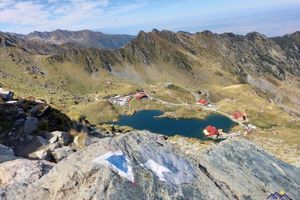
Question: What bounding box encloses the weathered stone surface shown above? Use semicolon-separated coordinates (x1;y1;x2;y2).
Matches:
0;104;25;121
0;144;14;157
0;88;14;101
51;146;76;162
0;144;17;164
23;117;38;135
47;131;70;145
28;148;49;160
47;142;60;152
1;131;299;200
0;159;54;187
49;135;58;144
0;183;50;200
14;136;49;158
36;136;48;146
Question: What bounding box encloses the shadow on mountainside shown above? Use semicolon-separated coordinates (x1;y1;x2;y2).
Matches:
0;99;74;157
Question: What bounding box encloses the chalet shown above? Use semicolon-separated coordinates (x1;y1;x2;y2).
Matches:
135;92;148;100
203;125;219;137
196;98;208;106
233;112;247;121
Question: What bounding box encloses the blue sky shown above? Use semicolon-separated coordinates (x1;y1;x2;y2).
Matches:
0;0;299;36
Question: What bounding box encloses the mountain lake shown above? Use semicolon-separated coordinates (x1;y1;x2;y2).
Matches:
112;110;237;140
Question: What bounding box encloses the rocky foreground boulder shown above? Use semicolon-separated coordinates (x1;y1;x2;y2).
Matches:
1;131;299;200
0;159;54;187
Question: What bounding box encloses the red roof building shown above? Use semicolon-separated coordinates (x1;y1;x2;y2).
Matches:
203;125;219;137
233;112;247;121
135;92;148;100
196;98;208;106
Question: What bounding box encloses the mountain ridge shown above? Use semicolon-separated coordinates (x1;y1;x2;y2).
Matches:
11;29;136;49
1;29;300;116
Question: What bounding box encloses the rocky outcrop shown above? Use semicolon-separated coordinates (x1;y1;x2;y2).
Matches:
0;159;54;187
0;144;17;164
1;131;299;200
51;146;76;162
0;99;73;160
0;32;19;47
44;131;70;146
0;88;14;101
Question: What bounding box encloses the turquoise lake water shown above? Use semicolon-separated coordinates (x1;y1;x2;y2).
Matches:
112;110;237;140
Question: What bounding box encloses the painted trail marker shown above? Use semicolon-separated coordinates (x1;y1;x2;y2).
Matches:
141;147;195;185
92;150;134;183
144;159;171;182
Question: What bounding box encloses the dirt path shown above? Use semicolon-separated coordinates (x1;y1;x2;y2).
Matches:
149;92;246;127
149;96;187;107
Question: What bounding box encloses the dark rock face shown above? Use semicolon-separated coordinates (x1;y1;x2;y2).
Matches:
23;117;38;135
1;131;299;200
0;32;19;47
0;99;73;158
0;144;17;164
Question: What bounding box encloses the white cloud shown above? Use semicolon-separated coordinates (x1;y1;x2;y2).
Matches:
0;0;111;33
0;0;299;35
0;0;14;9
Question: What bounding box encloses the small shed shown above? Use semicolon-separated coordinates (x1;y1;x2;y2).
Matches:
233;112;247;121
203;125;219;137
135;92;148;100
196;98;208;106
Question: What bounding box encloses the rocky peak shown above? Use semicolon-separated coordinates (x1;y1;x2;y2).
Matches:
136;30;148;39
151;28;160;33
0;32;19;47
197;30;214;37
245;31;268;41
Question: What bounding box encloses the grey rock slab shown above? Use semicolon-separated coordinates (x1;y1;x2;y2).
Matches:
51;146;76;162
49;135;58;144
48;131;70;145
36;136;48;145
47;142;60;152
199;138;300;200
0;144;14;157
0;159;54;187
0;88;14;101
23;117;38;135
14;136;50;158
0;144;17;164
28;148;49;160
0;183;50;200
1;131;299;200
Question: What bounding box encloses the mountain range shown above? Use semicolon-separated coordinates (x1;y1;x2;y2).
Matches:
5;29;135;49
1;29;299;113
1;29;300;164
